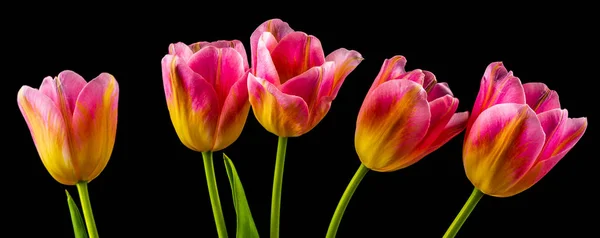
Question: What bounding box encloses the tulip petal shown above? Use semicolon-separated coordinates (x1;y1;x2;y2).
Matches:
248;74;309;137
463;103;545;197
503;109;587;196
213;71;251;151
523;82;560;113
427;82;454;102
271;32;326;84
250;18;294;70
324;48;363;97
467;62;525;135
255;32;280;85
355;80;430;171
168;42;194;62
189;40;249;70
426;111;469;154
71;73;119;182
422;70;437;93
188;46;246;107
368;55;407;93
17;86;76;185
407;95;460;162
39;71;87;116
161;55;220;152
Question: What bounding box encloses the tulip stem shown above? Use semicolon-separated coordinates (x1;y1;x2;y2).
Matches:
76;181;99;238
443;187;484;238
325;163;369;238
202;151;229;238
270;136;288;238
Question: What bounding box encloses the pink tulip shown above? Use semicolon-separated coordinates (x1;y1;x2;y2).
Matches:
355;56;469;172
463;62;588;197
17;70;119;185
161;40;251;152
247;18;363;137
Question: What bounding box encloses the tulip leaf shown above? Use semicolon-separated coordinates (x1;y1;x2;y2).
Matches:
223;153;259;238
65;190;89;238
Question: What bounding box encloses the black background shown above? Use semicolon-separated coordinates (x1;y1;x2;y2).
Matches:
6;6;597;238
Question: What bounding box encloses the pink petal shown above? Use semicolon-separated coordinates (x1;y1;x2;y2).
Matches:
213;70;251;151
523;82;560;114
427;82;454;102
255;32;280;85
505;109;587;196
281;62;335;110
425;111;469;154
324;48;363;98
250;18;294;70
71;73;119;182
161;55;220;152
187;46;246;106
271;32;326;84
189;40;249;70
408;95;459;162
248;73;310;137
17;86;76;185
39;71;87;116
355;79;430;172
463;103;545;197
368;55;407;94
421;70;437;92
466;62;525;136
399;69;425;86
168;42;194;62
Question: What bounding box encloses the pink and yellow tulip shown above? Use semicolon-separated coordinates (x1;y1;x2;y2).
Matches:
463;62;588;197
161;40;251;152
247;18;363;137
355;56;469;172
17;70;119;185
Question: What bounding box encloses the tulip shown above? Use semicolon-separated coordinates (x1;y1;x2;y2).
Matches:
161;40;250;238
247;18;363;238
17;70;119;238
327;56;468;238
443;62;588;238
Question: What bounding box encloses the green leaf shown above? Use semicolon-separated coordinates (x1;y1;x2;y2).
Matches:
223;153;260;238
66;189;89;238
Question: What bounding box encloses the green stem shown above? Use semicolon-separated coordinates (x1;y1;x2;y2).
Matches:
325;163;370;238
202;151;228;238
76;181;99;238
270;136;288;238
443;187;485;238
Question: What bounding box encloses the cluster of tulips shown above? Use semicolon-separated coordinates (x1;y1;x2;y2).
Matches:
17;18;587;238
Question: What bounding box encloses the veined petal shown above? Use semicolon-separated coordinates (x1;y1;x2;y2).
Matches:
188;46;246;106
503;109;587;196
247;73;309;137
168;42;194;62
368;55;407;93
422;70;437;93
250;18;294;70
161;55;220;152
17;86;76;185
355;79;430;172
189;40;249;70
71;73;119;182
463;103;545;197
271;32;326;84
255;32;280;85
213;71;251;151
523;82;560;114
467;62;525;135
324;48;363;98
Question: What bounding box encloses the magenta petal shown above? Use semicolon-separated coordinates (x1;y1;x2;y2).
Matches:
255;32;280;85
57;70;87;115
168;42;194;62
523;82;560;114
399;69;425;86
422;70;437;92
324;48;363;98
280;66;322;108
368;55;407;93
250;19;295;69
187;46;246;105
537;109;588;162
214;71;251;151
426;111;469;153
271;32;326;84
189;40;249;71
413;95;459;152
428;82;454;102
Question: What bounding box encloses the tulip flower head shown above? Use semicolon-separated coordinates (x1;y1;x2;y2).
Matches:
17;70;119;185
463;62;588;197
355;56;469;172
247;18;364;137
161;40;251;152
